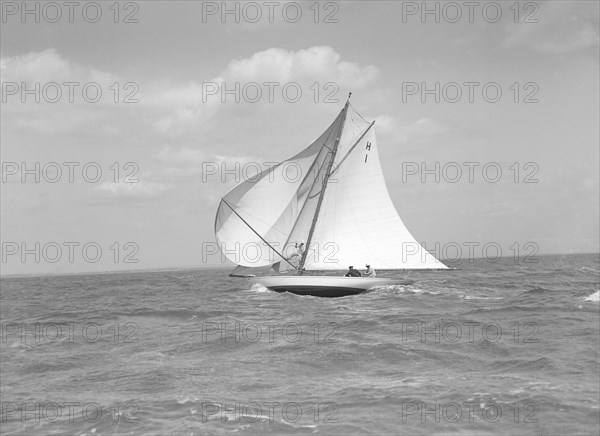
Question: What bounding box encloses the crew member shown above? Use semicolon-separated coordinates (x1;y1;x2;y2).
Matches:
345;266;361;277
365;264;376;277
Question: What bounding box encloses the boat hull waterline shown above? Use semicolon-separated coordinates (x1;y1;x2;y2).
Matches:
251;276;414;297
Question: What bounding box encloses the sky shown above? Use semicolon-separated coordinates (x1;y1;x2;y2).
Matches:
1;0;599;275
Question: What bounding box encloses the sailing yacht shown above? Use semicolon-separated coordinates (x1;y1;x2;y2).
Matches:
214;95;447;297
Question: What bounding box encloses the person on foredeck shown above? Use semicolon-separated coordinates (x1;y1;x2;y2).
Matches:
345;266;361;277
365;264;376;277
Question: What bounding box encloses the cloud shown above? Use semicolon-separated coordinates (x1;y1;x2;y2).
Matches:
224;46;378;87
92;181;173;200
148;45;377;136
1;48;73;82
2;46;377;141
1;49;138;140
1;48;119;85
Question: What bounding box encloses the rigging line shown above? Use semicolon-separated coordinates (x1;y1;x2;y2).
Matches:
329;120;376;178
221;199;298;270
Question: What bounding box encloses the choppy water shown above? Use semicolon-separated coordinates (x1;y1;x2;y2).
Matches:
1;254;598;435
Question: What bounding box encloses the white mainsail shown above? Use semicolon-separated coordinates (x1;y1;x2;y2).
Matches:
214;101;447;271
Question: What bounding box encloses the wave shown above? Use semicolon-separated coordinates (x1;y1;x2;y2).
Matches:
462;305;539;315
522;286;553;293
108;308;227;321
583;290;599;302
490;357;555;372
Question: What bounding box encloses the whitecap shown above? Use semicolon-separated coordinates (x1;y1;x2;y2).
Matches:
583;290;599;302
249;284;269;293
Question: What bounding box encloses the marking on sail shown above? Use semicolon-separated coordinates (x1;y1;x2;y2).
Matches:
329;121;375;177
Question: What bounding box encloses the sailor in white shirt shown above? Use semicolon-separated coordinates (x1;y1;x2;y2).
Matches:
364;264;376;277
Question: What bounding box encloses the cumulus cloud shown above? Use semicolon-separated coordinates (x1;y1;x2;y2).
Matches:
1;48;119;85
1;48;73;82
2;46;377;139
224;46;378;87
149;45;377;135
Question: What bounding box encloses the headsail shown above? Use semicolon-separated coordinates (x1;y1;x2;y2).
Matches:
214;101;447;271
214;106;346;268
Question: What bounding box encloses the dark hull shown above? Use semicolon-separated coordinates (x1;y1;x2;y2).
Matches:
252;276;414;298
270;285;365;298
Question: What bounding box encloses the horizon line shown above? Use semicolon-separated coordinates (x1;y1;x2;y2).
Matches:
1;252;599;279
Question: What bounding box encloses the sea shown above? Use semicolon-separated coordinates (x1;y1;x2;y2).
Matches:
1;253;598;436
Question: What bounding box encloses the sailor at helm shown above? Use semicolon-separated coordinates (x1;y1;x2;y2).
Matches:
345;266;361;277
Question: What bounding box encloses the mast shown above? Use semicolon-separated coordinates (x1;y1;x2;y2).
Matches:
297;95;351;274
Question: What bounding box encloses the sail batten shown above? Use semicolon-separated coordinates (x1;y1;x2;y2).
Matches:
214;102;447;271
